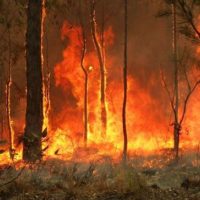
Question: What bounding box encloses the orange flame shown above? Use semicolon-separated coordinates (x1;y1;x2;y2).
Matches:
1;19;200;165
44;21;200;162
44;21;172;161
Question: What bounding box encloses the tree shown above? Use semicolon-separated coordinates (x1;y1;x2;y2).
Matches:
158;0;200;41
158;0;200;161
6;22;15;160
79;0;88;146
0;0;25;159
177;0;200;41
172;0;180;161
122;0;128;163
43;12;51;132
90;0;107;138
100;0;105;85
23;0;45;162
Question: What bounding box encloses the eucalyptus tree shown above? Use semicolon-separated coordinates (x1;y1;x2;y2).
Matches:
122;0;128;163
23;0;45;162
78;0;88;146
0;0;25;159
90;0;107;138
159;0;200;160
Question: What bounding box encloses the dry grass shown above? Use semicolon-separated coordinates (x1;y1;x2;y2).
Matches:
0;159;148;199
0;152;199;200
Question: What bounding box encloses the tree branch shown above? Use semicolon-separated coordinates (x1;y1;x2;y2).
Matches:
177;0;200;39
179;79;200;125
160;70;176;117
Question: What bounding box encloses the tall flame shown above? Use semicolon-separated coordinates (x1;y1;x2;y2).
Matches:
44;20;200;161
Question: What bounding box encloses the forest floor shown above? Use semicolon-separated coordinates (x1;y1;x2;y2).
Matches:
0;150;200;200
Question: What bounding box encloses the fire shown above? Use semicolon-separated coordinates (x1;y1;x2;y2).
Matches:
43;21;175;161
1;19;200;165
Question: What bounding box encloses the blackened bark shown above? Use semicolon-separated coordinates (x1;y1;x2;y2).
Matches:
122;0;128;163
101;0;105;75
172;0;179;161
23;0;44;162
79;0;88;147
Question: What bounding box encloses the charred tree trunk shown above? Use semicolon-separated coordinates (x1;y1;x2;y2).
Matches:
23;0;45;162
172;0;179;161
101;0;105;76
122;0;128;163
79;0;88;147
90;0;107;138
6;26;15;160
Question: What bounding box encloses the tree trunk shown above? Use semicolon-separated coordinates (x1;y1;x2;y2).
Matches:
174;123;180;160
23;0;45;162
101;0;105;76
172;0;179;161
122;0;128;163
0;74;4;140
90;0;107;138
82;59;88;147
0;116;3;140
43;16;50;130
6;26;15;160
79;0;88;147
